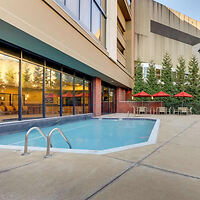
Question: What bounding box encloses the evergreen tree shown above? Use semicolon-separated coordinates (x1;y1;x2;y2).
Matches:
0;72;4;87
161;53;174;95
33;66;43;88
146;61;159;95
187;56;199;101
133;59;145;94
176;57;186;92
53;71;60;88
22;66;32;88
5;69;16;86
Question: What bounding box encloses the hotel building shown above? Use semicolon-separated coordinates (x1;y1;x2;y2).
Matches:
135;0;200;79
0;0;134;121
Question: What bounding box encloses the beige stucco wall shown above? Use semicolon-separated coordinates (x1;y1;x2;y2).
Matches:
106;0;118;62
135;0;200;67
0;0;133;89
193;43;200;67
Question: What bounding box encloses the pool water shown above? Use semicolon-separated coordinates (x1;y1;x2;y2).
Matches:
0;119;156;151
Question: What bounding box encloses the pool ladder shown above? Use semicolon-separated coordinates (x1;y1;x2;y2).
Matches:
22;127;72;157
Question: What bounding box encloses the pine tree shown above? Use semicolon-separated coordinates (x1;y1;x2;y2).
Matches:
5;69;16;86
187;56;199;101
52;71;60;88
133;59;145;94
33;66;43;88
176;57;186;92
22;66;32;88
146;61;159;95
0;72;4;87
161;53;174;95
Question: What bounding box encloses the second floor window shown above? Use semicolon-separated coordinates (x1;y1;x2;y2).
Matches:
56;0;106;47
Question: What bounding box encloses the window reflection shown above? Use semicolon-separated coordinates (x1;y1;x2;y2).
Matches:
85;80;92;113
55;0;106;47
80;0;91;30
102;86;115;114
22;62;43;118
75;77;83;114
0;49;92;121
45;68;60;117
92;1;106;46
0;54;19;122
62;73;73;115
66;0;79;18
92;3;101;40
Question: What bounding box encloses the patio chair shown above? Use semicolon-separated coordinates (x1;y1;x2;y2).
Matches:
6;106;15;114
168;107;173;114
137;106;147;114
189;107;193;114
0;106;6;115
156;107;167;114
149;107;155;114
178;107;188;115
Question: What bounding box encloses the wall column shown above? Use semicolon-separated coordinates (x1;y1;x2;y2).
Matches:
116;87;127;113
93;77;102;116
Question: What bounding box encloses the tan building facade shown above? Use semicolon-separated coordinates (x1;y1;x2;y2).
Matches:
135;0;200;69
0;0;134;120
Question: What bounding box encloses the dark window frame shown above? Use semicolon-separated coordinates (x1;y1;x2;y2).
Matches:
54;0;107;46
0;41;93;121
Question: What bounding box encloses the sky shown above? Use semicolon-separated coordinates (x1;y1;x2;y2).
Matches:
155;0;200;21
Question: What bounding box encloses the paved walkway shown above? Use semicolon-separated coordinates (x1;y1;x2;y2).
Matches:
0;114;200;200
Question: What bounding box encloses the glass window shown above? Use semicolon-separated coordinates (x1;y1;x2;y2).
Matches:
92;3;101;40
117;40;125;55
75;77;83;114
80;0;91;30
0;54;19;122
102;85;115;114
101;14;106;46
45;68;60;117
66;0;79;18
62;73;73;116
109;88;115;113
22;62;43;119
54;0;106;47
102;86;108;114
85;80;92;113
92;2;106;46
156;69;161;80
95;0;106;13
57;0;65;5
143;67;148;79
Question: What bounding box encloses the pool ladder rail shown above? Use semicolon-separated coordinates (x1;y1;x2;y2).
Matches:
22;127;72;157
45;128;72;157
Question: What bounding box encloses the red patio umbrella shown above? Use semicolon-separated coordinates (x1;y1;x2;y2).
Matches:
75;93;89;97
174;91;193;98
62;93;73;98
174;91;193;106
152;91;171;113
152;91;171;97
133;91;151;97
133;91;151;106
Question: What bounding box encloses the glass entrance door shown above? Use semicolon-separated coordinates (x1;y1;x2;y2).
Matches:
101;85;115;114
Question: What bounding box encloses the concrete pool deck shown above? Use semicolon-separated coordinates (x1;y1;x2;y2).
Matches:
0;114;200;200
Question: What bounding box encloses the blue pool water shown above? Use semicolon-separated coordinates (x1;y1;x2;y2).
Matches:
0;119;155;151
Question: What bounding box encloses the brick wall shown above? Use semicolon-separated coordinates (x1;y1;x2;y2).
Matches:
117;101;164;114
92;77;101;116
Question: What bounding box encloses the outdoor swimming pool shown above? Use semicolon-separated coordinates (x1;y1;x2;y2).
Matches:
0;118;160;154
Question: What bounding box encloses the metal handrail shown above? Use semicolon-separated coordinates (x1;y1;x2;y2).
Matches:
45;128;72;157
22;127;52;155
